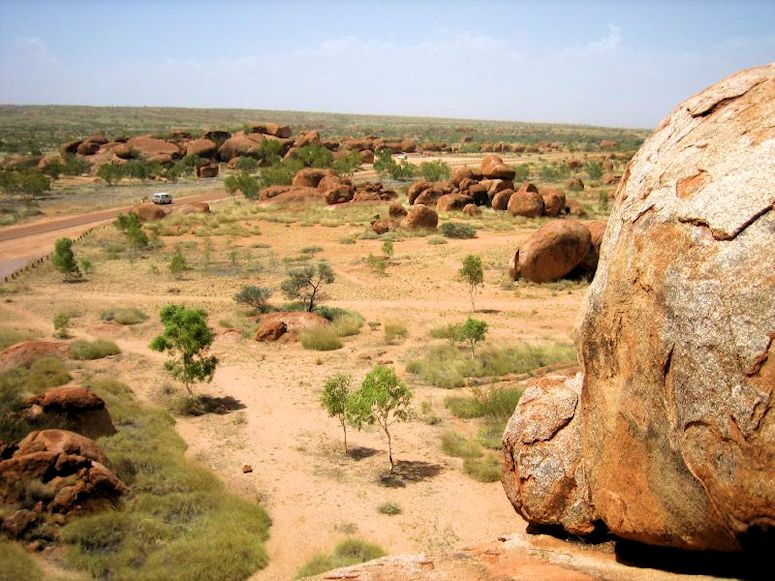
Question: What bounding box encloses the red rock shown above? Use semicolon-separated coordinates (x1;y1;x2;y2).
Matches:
437;193;474;212
371;219;393;235
400;139;417;153
599;139;618;149
564;198;587;217
255;319;287;342
566;177;584;191
218;132;264;161
16;430;109;465
1;509;38;538
186;138;218;158
508;184;544;218
255;312;329;342
294;130;320;148
316;174;345;192
251;122;291;138
76;141;100;156
0;341;69;370
291;167;335;188
176;202;210;215
204;130;230;144
481;154;516;180
463;204;481;216
601;173;620;185
261;187;325;205
491;189;514;211
401;205;438;230
576;220;606;275
414;187;445;207
196;163;219;178
131;204;167;222
259;185;292;201
126;135;181;160
242;464;253;473
325;185;355;205
406;180;431;204
60;140;83;156
512;219;591;282
541;188;566;217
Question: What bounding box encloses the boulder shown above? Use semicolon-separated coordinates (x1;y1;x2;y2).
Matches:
575;220;606;275
414;187;445;207
255;319;288;342
203;130;230;144
255;312;329;342
599;139;618;149
16;429;109;465
371;218;393;235
451;166;482;186
261;186;324;205
575;64;775;551
407;180;431;204
196;163;219;178
401;205;438;230
491;189;514;211
541;188;566;217
481;154;516;180
25;386;115;439
259;185;292;201
186;138;218;158
2;509;38;538
463;204;481;216
507;184;545;218
0;341;68;370
76;141;100;156
566;177;584;191
131;204;167;222
292;167;335;188
388;203;408;218
60;140;83;156
294;130;320;148
316;174;344;192
502;373;596;536
324;185;355;205
511;219;591;282
437;194;474;212
126;135;181;160
359;150;375;164
176;202;210;215
218;132;264;161
251;122;292;138
564;198;587;217
601;173;620;185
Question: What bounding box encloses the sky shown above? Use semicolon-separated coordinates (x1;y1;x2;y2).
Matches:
0;0;773;128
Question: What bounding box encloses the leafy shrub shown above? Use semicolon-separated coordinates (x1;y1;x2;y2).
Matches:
513;163;530;182
383;321;408;344
100;307;148;325
585;161;603;180
69;339;120;360
233;285;273;313
417;160;451;182
225;172;260;200
440;222;476;239
300;326;342;351
295;538;385;579
0;326;37;349
427;235;447;245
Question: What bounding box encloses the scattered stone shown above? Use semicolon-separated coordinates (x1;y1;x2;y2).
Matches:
511;219;591;282
401;205;438;230
507;184;544;218
242;464;253;474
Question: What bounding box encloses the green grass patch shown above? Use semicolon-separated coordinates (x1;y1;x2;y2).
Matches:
440;222;476;239
427;235;448;245
100;307;148;325
463;454;502;483
300;245;324;255
0;539;43;581
383;321;408;344
440;430;482;459
69;339;121;360
300;326;343;351
377;501;401;516
295;537;385;579
407;342;576;388
444;387;522;421
0;326;39;350
332;314;363;337
62;376;271;580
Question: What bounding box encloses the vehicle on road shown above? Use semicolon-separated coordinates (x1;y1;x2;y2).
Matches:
152;192;173;204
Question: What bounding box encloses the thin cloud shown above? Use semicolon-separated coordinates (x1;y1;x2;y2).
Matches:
586;24;622;53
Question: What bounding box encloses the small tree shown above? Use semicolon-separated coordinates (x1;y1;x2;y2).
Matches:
224;172;260;200
114;212;149;260
53;313;70;339
455;317;488;357
234;285;273;313
417;160;451;182
52;238;81;281
382;239;394;259
149;304;218;398
320;373;353;453
459;254;484;312
169;250;188;279
97;163;125;185
281;262;335;312
347;365;413;474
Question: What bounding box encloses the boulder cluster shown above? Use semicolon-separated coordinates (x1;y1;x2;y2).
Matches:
405;155;586;219
502;64;775;553
259;168;397;206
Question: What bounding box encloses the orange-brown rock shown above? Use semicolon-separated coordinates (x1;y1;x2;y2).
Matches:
294;129;320;148
414;187;444;207
507;184;544;218
400;139;417;153
251;122;291;138
218;132;264;161
76;141;100;156
437;193;474;212
316;174;346;192
25;386;115;439
511;219;591;282
576;64;775;552
16;429;109;465
389;203;408;218
262;187;324;205
541;188;566;217
463;204;481;216
186;138;218;158
401;205;438;230
0;341;69;370
131;204;167;221
371;218;393;235
324;184;355;205
176;202;210;215
255;312;329;342
576;220;606;275
503;373;596;535
59;140;83;156
564;198;587;217
481;154;516;180
566;177;584;191
259;185;291;200
126;135;181;160
599;139;618;149
359;149;375;164
491;189;514;211
406;180;431;204
601;173;620;185
291;167;335;188
451;166;482;186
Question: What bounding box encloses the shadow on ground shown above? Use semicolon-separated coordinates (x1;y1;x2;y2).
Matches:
378;459;443;488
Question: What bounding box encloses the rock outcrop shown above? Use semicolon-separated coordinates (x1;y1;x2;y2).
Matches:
502;64;775;552
509;219;591;283
25;386;115;439
401;205;438;230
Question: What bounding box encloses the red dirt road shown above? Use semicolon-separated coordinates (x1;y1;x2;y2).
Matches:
0;191;230;279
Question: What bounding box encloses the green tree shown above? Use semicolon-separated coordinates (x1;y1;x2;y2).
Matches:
347;365;413;474
331;151;363;175
381;239;394;258
459;254;484;312
234;156;259;173
97;163;125;185
281;262;335;312
257;139;284;165
149;304;218;397
320;373;353;453
234;285;273;313
373;149;417;181
0;168;51;200
53;313;70;339
585;161;603;180
454;317;488;357
114;212;149;260
224;172;260;200
514;164;530;182
295;144;333;168
52;238;81;281
417;160;451;182
169;250;188;279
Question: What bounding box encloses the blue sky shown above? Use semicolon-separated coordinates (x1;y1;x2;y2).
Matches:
1;0;773;128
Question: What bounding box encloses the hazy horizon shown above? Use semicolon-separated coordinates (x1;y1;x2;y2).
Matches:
1;0;773;128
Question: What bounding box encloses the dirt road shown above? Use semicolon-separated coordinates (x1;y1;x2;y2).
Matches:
0;191;230;280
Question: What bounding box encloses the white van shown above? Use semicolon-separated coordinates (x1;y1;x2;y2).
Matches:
152;192;173;205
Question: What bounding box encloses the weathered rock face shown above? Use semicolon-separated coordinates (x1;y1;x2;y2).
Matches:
511;219;591;283
16;429;109;465
508;185;545;218
25;386;115;439
132;204;168;221
502;373;596;536
576;64;775;552
0;341;68;370
491;189;514;211
436;193;473;212
541;188;566;217
292;167;335;188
